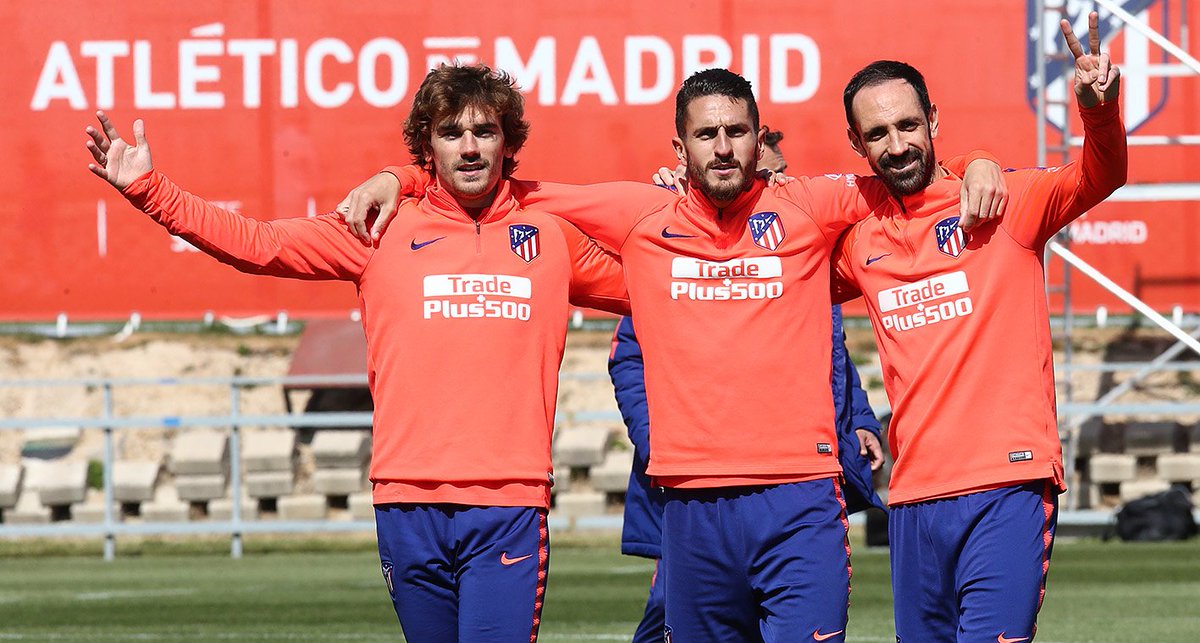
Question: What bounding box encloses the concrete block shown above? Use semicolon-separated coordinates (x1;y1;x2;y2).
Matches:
243;431;297;472
5;489;51;524
113;461;160;503
590;450;634;493
1189;423;1200;453
278;494;327;520
1123;422;1183;456
245;471;295;499
312;431;371;469
172;431;229;476
1088;454;1137;483
348;492;375;521
141;486;190;523
34;460;88;506
21;426;81;459
0;464;23;508
1155;454;1200;482
551;467;571;494
175;474;227;502
1118;479;1172;503
552;491;607;519
71;493;117;524
209;497;259;521
553;427;611;467
313;468;365;496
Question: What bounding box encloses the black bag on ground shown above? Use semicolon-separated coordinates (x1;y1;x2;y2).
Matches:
1112;486;1198;542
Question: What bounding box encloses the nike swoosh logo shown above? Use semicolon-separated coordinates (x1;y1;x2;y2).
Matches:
865;253;891;265
410;236;445;251
812;629;844;641
500;552;533;566
997;635;1030;643
661;227;696;239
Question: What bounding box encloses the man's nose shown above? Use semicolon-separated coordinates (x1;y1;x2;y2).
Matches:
714;131;733;157
461;132;480;156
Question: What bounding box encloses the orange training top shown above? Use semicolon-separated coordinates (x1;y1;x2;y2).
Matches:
385;154;985;489
832;100;1127;505
123;171;629;509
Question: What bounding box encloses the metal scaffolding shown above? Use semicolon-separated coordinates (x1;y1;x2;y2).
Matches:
1033;0;1200;508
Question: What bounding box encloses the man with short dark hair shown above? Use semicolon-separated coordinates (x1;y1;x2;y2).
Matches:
84;63;628;642
831;15;1126;641
337;67;1004;640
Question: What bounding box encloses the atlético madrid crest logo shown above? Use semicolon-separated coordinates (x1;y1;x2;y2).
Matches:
748;212;786;251
934;216;967;258
510;224;540;262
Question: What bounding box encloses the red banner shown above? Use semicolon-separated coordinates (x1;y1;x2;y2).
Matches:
4;0;1196;320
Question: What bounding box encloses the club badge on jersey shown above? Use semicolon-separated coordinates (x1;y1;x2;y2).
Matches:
934;216;967;258
748;212;786;251
510;224;541;262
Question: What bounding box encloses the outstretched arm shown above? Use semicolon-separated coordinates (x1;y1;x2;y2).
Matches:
86;110;152;191
1004;11;1127;247
86;112;369;280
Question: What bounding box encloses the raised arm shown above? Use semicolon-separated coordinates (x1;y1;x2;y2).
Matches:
86;112;369;281
1004;12;1128;248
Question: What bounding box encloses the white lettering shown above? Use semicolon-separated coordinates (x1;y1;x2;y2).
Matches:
280;39;299;107
495;37;556;106
741;34;761;99
682;35;732;77
1069;220;1148;245
134;41;175;109
769;34;819;103
227;39;275;108
877;271;969;313
305;38;353;108
561;37;618;105
881;296;974;332
31;41;86;110
358;38;408;107
423;274;533;299
179;39;224;109
81;41;130;109
670;257;782;279
624;36;673;105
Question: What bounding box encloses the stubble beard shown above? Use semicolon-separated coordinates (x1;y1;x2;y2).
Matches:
874;143;936;197
688;158;753;204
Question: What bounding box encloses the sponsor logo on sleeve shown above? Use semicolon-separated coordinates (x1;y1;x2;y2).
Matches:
877;271;974;332
669;257;784;301
422;274;533;320
1008;451;1034;463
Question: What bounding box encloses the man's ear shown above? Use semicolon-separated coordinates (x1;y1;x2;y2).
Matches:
672;137;686;165
846;127;866;158
927;103;940;140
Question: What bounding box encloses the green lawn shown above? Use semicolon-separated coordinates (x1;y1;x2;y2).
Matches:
0;536;1195;641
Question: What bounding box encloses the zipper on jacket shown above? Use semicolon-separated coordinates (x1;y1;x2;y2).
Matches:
474;220;482;254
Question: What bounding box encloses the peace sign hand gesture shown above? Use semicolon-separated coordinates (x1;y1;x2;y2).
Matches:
85;110;153;191
1060;11;1121;108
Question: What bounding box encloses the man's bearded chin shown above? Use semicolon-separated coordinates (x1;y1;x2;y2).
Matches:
688;158;754;203
874;146;935;197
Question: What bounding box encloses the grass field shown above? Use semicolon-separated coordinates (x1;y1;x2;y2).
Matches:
0;535;1196;642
